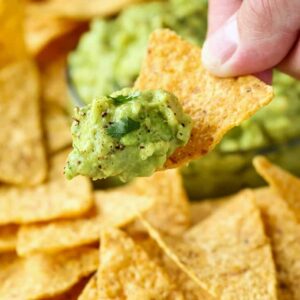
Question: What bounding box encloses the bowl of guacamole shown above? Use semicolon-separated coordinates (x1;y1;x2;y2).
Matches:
67;0;208;104
67;0;300;199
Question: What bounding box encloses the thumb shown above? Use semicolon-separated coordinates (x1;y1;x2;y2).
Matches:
202;0;300;77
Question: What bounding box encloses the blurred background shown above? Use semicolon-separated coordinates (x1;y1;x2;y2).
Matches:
2;0;300;199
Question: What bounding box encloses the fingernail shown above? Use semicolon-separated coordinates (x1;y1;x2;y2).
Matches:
202;15;239;76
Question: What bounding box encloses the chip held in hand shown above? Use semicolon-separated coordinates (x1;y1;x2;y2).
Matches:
135;29;274;168
66;29;273;182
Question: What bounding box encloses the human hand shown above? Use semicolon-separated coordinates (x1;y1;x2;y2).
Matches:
202;0;300;82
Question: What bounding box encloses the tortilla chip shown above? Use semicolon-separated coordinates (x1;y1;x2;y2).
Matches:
44;103;72;153
254;156;300;222
0;149;93;225
0;247;98;299
78;275;98;300
29;0;148;20
190;198;227;225
25;3;79;56
41;54;70;110
141;190;278;299
254;188;300;300
135;235;214;300
0;225;18;253
0;59;47;185
17;190;153;255
135;29;274;168
0;0;27;68
41;53;73;153
43;276;92;300
41;53;71;111
37;24;88;66
98;227;184;299
125;169;190;235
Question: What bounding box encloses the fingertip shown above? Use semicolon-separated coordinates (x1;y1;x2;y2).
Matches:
201;16;239;77
254;70;273;85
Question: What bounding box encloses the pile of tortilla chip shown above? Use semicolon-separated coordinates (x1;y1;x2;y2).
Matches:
77;156;300;300
3;149;300;299
25;0;146;56
1;0;300;299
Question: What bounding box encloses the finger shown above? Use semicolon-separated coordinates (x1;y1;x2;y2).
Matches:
202;0;300;77
254;69;273;85
207;0;241;36
278;34;300;79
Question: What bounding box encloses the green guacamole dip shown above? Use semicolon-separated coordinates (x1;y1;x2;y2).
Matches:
68;0;208;103
65;89;192;181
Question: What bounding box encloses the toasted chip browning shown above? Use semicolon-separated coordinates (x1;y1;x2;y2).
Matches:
125;169;190;235
78;275;98;300
255;188;300;300
254;156;300;221
25;3;79;55
142;190;278;300
0;225;18;253
0;247;98;299
0;59;47;185
98;228;184;299
135;29;274;168
17;190;153;255
0;150;93;225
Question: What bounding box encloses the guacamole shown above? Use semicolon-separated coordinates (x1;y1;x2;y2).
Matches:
65;89;192;181
68;0;208;104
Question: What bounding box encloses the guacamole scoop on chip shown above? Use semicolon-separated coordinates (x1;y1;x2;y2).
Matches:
64;89;192;181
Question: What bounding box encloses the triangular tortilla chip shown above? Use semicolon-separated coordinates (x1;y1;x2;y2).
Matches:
98;228;184;299
17;190;153;255
124;169;190;235
0;59;47;185
135;29;274;168
190;197;227;225
25;3;79;56
0;149;93;225
254;188;300;300
141;190;277;299
41;53;70;110
44;103;72;154
0;225;18;253
40;53;72;153
135;234;214;300
0;247;98;299
43;277;91;300
254;156;300;221
78;275;98;300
